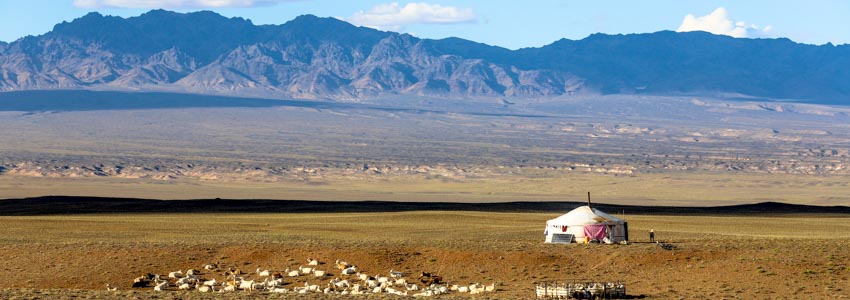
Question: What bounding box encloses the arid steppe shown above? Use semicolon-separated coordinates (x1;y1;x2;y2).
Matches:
0;211;848;299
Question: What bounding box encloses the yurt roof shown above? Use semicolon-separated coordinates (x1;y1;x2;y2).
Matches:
547;205;624;225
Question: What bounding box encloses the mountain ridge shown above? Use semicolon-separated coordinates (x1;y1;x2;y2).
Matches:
0;10;847;103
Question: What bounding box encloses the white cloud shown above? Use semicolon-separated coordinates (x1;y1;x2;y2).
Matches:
73;0;296;9
677;7;771;38
347;2;476;32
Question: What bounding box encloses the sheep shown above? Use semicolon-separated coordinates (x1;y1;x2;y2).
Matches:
186;269;199;276
357;273;371;281
394;278;407;286
198;285;213;293
168;270;182;279
271;287;288;293
153;280;168;291
341;266;357;275
390;269;404;278
256;267;271;277
239;279;255;291
484;282;497;292
457;286;469;293
350;288;365;295
335;259;352;270
313;269;326;277
377;275;390;284
333;279;350;289
178;282;192;290
287;268;300;277
366;279;378;288
105;283;118;291
252;280;266;291
203;278;217;287
203;264;216;270
413;290;435;297
307;258;319;266
299;266;314;274
223;283;237;292
131;280;149;288
372;286;384;293
406;283;420;291
305;282;321;292
388;289;408;296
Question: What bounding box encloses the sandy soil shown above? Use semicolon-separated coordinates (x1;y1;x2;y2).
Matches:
0;212;847;299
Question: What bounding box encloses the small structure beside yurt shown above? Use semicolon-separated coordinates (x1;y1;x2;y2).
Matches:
545;193;628;244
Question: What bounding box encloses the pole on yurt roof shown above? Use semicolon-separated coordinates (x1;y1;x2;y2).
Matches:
587;192;591;208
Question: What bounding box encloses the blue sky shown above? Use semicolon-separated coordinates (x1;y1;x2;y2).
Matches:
0;1;848;49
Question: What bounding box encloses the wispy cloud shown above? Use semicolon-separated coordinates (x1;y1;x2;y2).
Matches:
347;2;476;32
677;7;771;38
73;0;298;9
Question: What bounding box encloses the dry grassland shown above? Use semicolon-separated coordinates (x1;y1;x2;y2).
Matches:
2;171;849;206
0;212;848;299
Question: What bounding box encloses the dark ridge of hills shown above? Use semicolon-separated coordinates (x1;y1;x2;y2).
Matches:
0;196;847;216
0;10;848;103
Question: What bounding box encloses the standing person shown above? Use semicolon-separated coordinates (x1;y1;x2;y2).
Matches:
649;229;656;243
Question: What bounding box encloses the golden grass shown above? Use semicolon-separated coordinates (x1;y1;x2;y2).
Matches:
2;212;848;246
2;171;850;206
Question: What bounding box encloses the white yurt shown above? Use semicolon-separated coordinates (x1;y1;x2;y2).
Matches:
545;205;628;244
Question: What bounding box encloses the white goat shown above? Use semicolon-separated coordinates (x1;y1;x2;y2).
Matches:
203;278;217;287
341;266;357;275
168;270;182;279
313;269;326;277
256;267;271;277
307;258;319;266
239;279;255;291
390;269;404;278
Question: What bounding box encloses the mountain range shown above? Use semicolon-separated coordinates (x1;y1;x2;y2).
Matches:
0;10;848;103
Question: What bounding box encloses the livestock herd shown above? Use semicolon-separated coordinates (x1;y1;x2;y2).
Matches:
117;258;498;297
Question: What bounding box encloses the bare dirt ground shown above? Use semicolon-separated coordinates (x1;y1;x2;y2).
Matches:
0;211;847;299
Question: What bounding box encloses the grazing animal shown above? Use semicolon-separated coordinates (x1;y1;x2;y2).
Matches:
256;268;271;277
203;264;216;270
131;280;149;288
168;270;182;279
390;269;404;278
341;266;357;275
203;278;217;287
154;281;168;291
307;258;319;266
186;269;199;276
178;283;192;290
239;279;255;291
299;266;313;274
105;283;118;291
406;283;420;291
335;259;352;270
313;270;326;277
485;282;497;292
287;269;300;277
